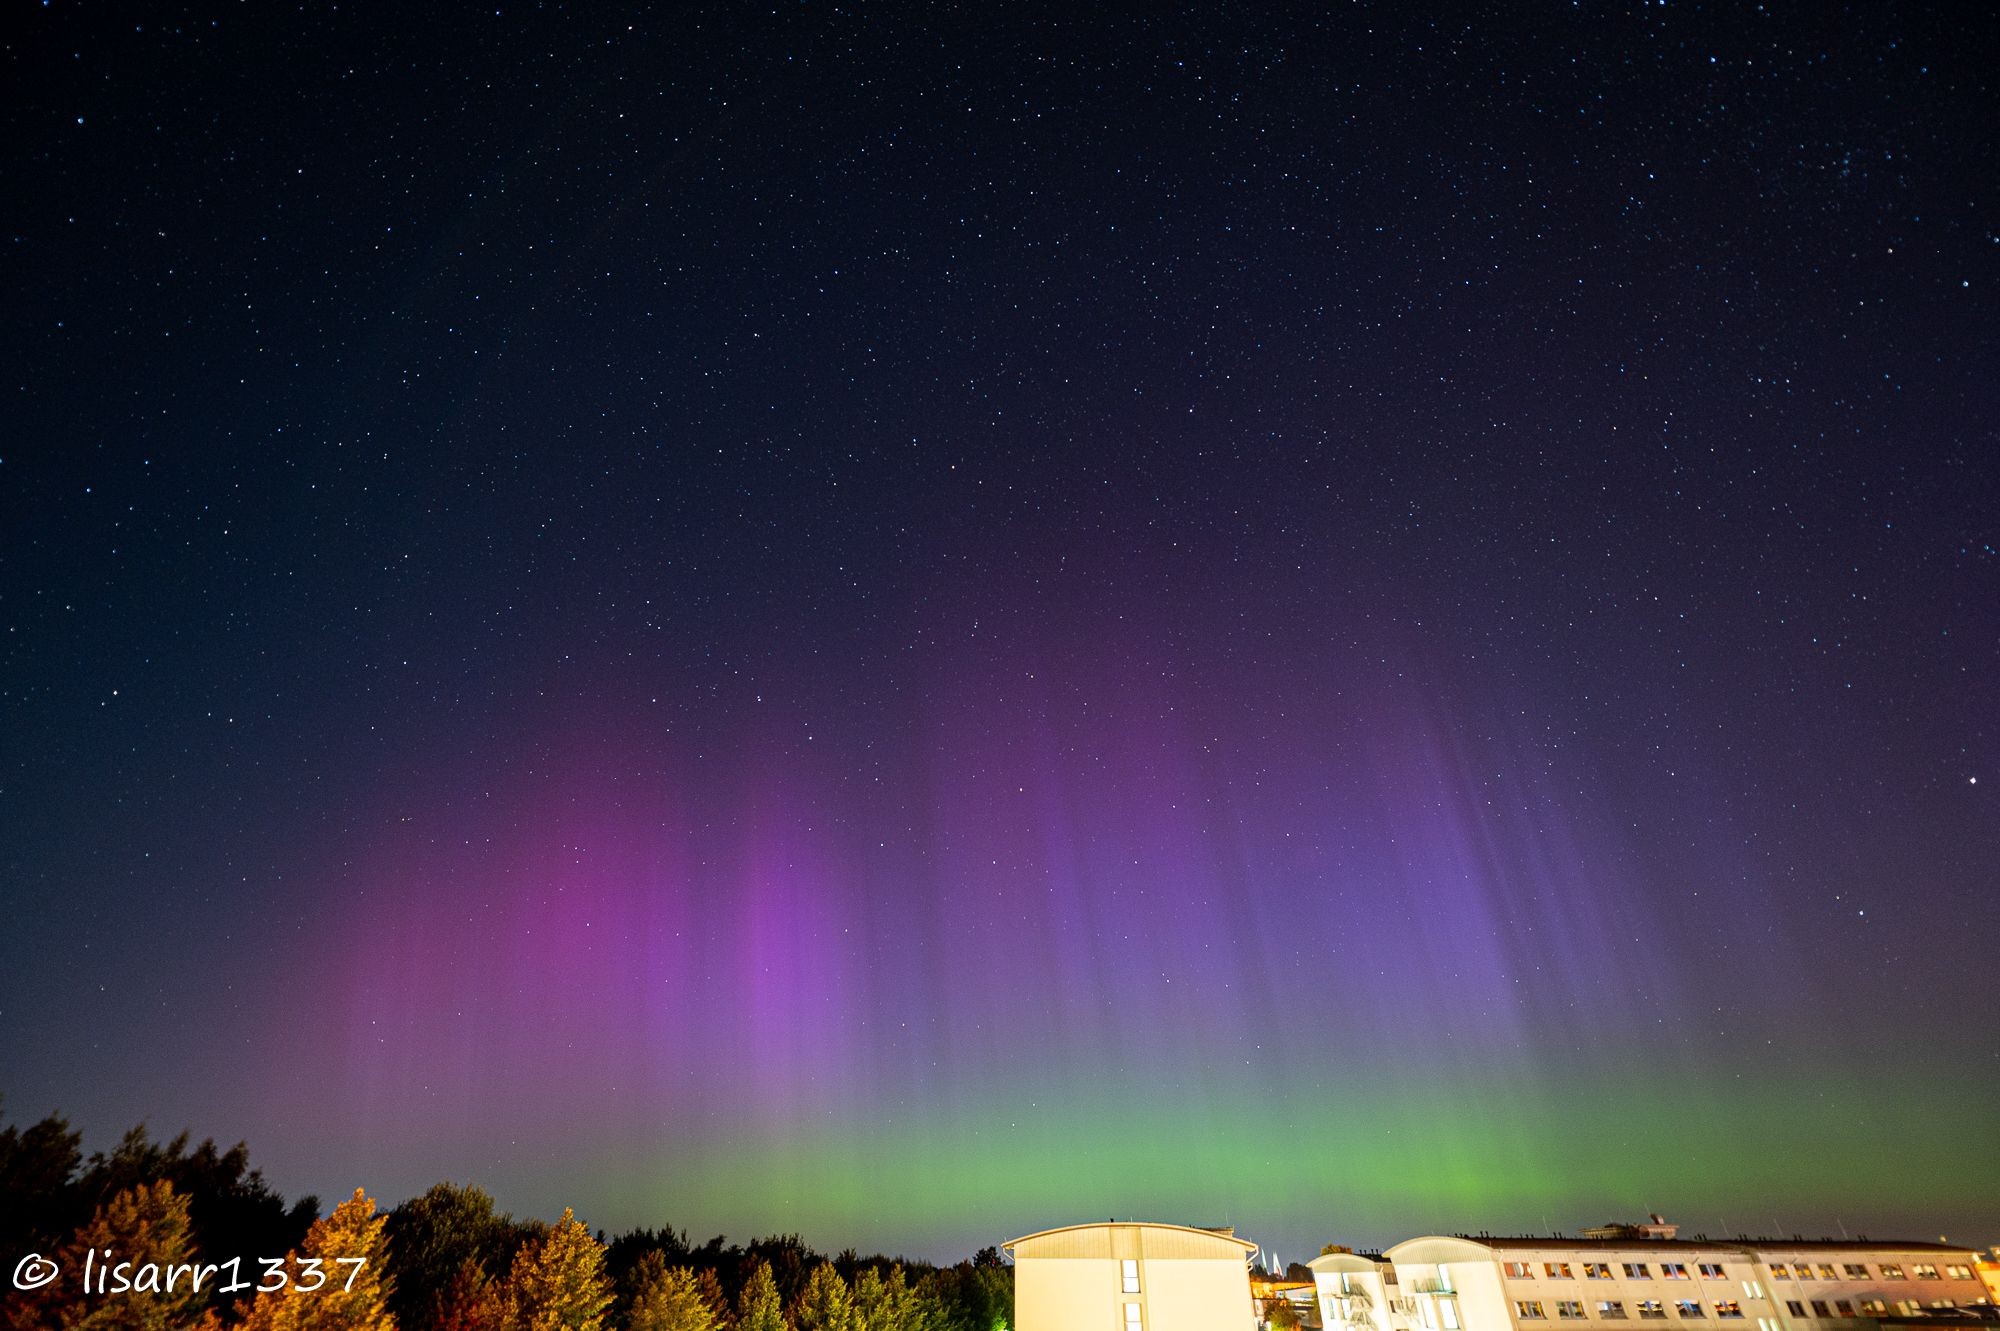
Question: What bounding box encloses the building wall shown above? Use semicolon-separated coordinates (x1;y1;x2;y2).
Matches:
1009;1223;1257;1331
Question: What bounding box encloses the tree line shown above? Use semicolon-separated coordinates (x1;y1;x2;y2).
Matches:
0;1101;1012;1331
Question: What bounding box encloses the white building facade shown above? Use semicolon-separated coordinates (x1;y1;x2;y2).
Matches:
1306;1235;1989;1331
1007;1221;1260;1331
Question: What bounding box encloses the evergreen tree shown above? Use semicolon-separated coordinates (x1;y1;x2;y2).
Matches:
436;1259;507;1331
235;1188;395;1331
872;1267;921;1331
851;1269;887;1331
44;1180;204;1331
736;1261;786;1331
628;1255;720;1331
693;1269;730;1330
792;1262;855;1331
503;1209;612;1331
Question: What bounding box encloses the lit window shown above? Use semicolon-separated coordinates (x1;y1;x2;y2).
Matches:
1548;1265;1575;1280
1912;1266;1939;1281
1664;1266;1690;1281
1443;1299;1462;1330
1715;1302;1743;1319
1638;1301;1667;1319
1769;1266;1791;1281
1507;1264;1537;1280
1600;1302;1629;1319
1586;1265;1614;1280
1517;1301;1548;1320
1677;1301;1704;1319
1860;1302;1887;1316
1880;1266;1906;1281
1558;1302;1584;1319
1817;1268;1837;1282
1125;1302;1143;1331
1945;1266;1974;1281
1842;1267;1869;1280
1122;1260;1140;1295
1626;1266;1653;1280
1743;1283;1764;1301
1700;1265;1727;1280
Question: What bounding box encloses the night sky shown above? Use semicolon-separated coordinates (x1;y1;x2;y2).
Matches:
3;3;1996;1265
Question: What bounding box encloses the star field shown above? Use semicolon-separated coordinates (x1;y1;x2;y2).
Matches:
1;2;1996;1261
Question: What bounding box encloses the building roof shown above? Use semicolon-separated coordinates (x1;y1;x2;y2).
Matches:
1004;1221;1260;1258
1397;1235;1976;1256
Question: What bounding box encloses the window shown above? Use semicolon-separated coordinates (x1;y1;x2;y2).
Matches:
1810;1302;1830;1317
1600;1302;1629;1319
1833;1302;1853;1317
1842;1267;1869;1280
1664;1265;1690;1281
1638;1302;1667;1320
1517;1301;1548;1320
1912;1266;1939;1281
1626;1265;1653;1280
1770;1266;1790;1281
1558;1302;1585;1319
1860;1302;1887;1316
1700;1265;1727;1281
1507;1263;1537;1280
1124;1303;1143;1331
1586;1265;1615;1280
1548;1264;1576;1280
1677;1302;1704;1319
1743;1283;1765;1302
1715;1303;1743;1320
1122;1260;1140;1294
1785;1303;1805;1317
1880;1266;1905;1281
1945;1266;1974;1281
1442;1299;1462;1330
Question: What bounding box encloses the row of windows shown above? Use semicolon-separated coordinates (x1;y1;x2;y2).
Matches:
1512;1296;1982;1324
1782;1298;1974;1319
1506;1260;1975;1284
1771;1261;1973;1282
1515;1299;1746;1320
1506;1263;1728;1282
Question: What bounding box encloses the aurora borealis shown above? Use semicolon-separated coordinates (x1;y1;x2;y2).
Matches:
3;2;1997;1265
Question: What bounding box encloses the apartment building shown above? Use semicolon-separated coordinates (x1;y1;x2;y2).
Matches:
1303;1231;1988;1331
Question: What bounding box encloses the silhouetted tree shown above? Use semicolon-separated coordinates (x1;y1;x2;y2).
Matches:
77;1124;317;1307
386;1182;524;1329
0;1101;84;1257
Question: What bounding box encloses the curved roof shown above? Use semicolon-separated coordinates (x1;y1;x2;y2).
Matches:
1309;1251;1385;1274
1005;1221;1259;1259
1387;1236;1507;1264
